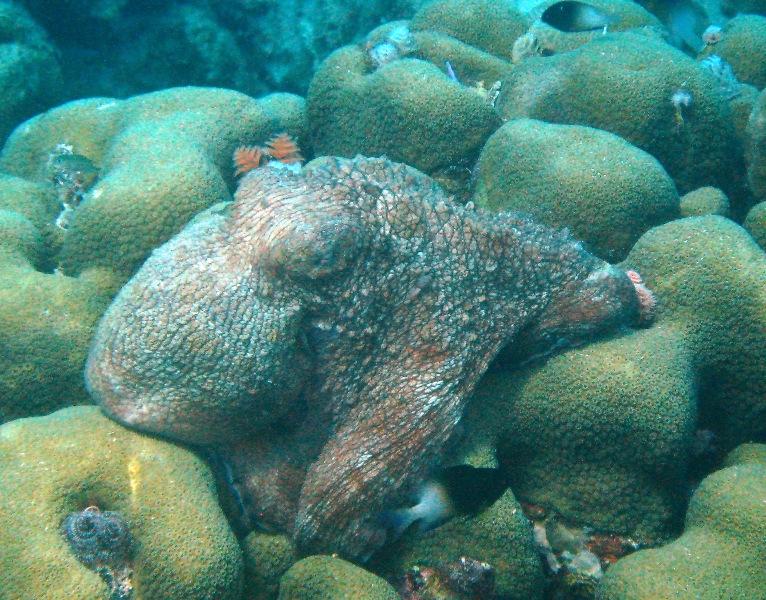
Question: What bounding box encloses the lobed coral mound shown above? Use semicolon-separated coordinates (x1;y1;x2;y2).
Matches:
2;0;766;597
598;444;766;600
0;406;243;600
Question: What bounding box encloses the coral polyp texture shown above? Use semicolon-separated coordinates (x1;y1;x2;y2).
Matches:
597;444;766;599
711;15;766;90
747;88;766;203
86;155;647;560
0;406;243;600
307;0;535;193
473;118;680;262
449;215;766;551
373;488;545;599
0;87;307;282
744;201;766;249
496;32;751;216
278;555;400;599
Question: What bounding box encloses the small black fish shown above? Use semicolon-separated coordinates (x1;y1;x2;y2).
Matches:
379;465;508;539
541;1;617;32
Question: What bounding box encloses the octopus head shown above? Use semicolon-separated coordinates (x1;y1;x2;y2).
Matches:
260;207;368;282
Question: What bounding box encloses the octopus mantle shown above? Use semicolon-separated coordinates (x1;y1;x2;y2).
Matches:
86;156;644;559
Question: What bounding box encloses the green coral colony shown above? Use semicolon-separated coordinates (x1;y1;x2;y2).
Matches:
0;0;765;599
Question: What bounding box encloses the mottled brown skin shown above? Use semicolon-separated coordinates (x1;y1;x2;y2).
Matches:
86;156;642;560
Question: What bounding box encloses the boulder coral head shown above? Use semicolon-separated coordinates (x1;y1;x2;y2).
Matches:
86;156;650;560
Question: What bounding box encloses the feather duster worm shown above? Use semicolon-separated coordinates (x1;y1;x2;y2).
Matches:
233;133;304;177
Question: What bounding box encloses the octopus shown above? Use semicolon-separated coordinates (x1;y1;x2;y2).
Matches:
86;156;652;560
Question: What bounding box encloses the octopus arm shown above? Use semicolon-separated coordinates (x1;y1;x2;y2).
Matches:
293;329;503;559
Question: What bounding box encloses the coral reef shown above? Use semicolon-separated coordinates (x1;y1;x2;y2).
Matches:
712;14;766;90
86;155;648;559
398;556;496;600
409;0;530;60
0;87;307;281
0;87;305;423
454;215;765;549
484;326;696;542
373;489;545;600
721;442;766;466
728;83;760;147
747;88;766;201
525;0;663;55
473;118;680;261
744;201;766;248
597;444;766;599
625;216;766;452
308;51;500;195
242;532;297;600
308;0;534;193
679;186;731;217
0;204;118;422
496;33;751;216
1;1;765;597
278;555;400;599
0;406;243;599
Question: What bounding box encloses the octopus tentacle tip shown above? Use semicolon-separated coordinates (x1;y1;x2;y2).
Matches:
626;269;657;326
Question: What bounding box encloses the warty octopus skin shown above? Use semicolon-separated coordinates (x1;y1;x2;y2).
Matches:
85;155;648;560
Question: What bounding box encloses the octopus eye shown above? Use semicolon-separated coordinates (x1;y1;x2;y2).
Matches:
266;212;366;280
